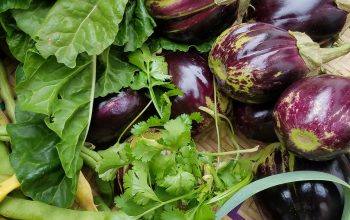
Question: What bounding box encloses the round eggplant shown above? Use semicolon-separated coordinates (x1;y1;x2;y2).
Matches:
249;0;350;43
232;101;278;143
209;22;350;104
146;0;239;44
87;90;149;148
255;147;350;220
274;75;350;161
163;51;231;132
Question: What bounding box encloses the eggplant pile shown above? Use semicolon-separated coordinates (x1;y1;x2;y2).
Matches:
1;1;350;220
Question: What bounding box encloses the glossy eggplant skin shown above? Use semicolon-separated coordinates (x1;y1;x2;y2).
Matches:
87;90;149;148
146;0;238;44
274;75;350;161
249;0;348;43
209;22;309;104
163;51;230;132
232;101;278;143
256;148;350;220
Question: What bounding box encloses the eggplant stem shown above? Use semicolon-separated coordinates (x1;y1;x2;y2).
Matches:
0;175;20;202
0;61;15;123
321;43;350;63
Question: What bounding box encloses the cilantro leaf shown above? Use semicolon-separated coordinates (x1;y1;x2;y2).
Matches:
131;116;163;135
132;138;165;162
161;209;187;220
95;143;131;181
148;37;214;54
150;153;176;180
162;117;191;151
159;171;196;196
124;161;161;205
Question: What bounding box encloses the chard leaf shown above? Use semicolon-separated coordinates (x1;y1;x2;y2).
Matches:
7;116;79;208
160;171;196;196
0;13;35;62
17;51;95;177
35;0;128;68
95;46;138;97
11;0;51;38
0;0;31;13
114;0;156;52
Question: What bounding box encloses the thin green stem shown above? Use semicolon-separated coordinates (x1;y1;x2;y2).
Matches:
134;189;201;219
117;100;152;144
0;60;15;123
0;136;10;142
213;77;221;166
199;145;259;156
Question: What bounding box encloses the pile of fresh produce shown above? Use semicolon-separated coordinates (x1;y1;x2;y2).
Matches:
0;0;349;220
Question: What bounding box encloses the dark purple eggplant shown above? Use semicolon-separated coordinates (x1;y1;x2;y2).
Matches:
146;0;239;44
273;74;350;161
232;101;278;143
249;0;350;43
209;22;350;104
163;51;231;132
87;90;149;148
255;147;350;220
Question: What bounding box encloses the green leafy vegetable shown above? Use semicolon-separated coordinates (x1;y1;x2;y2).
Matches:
11;0;51;38
0;13;35;62
0;0;31;13
7;113;79;208
114;0;156;52
148;37;214;54
159;171;196;196
95;46;138;97
35;0;128;68
17;51;95;177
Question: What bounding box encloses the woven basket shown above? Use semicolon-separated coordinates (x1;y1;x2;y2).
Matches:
195;29;350;220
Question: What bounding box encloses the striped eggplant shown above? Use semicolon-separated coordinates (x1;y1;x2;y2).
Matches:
255;145;350;220
209;22;350;104
145;0;243;44
249;0;350;43
273;75;350;161
232;101;278;143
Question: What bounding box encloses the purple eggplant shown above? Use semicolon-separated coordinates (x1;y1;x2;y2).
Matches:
209;22;350;104
232;101;278;143
255;147;350;220
146;0;239;44
249;0;350;43
163;51;231;132
273;75;350;161
87;90;149;148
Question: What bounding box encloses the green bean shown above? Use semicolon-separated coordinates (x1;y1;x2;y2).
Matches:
0;142;13;176
0;197;134;220
0;61;15;123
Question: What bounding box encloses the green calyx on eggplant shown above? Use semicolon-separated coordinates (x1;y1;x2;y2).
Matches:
163;50;231;133
248;0;350;43
209;22;350;104
232;101;278;143
273;74;350;161
145;0;250;44
87;90;149;148
255;144;350;220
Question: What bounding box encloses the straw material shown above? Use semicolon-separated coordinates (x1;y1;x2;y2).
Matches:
195;29;350;220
